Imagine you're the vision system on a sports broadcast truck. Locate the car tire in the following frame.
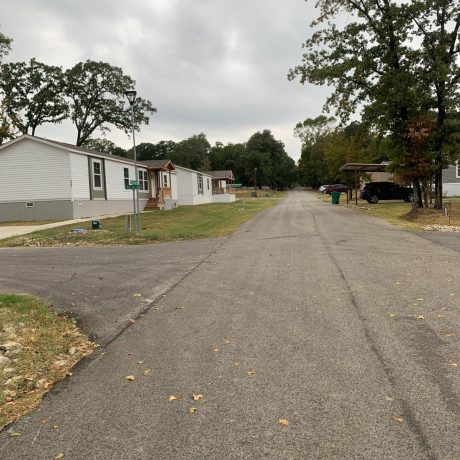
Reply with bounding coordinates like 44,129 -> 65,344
368,195 -> 379,204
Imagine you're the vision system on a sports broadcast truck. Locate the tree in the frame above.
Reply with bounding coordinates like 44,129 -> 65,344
64,60 -> 156,146
0,31 -> 12,65
407,0 -> 460,208
0,59 -> 68,135
209,142 -> 246,182
127,140 -> 176,161
289,0 -> 460,208
245,130 -> 295,189
82,138 -> 127,157
294,115 -> 336,147
169,133 -> 210,170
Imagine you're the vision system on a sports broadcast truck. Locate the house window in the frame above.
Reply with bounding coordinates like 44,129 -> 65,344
92,160 -> 102,189
456,161 -> 460,179
139,170 -> 149,191
197,174 -> 204,194
163,174 -> 168,188
124,168 -> 130,189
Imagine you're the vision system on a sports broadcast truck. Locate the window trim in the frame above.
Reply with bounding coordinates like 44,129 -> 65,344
163,174 -> 168,188
92,159 -> 102,190
197,174 -> 204,195
456,161 -> 460,179
139,170 -> 149,191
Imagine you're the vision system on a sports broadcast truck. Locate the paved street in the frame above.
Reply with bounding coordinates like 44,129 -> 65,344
1,191 -> 460,459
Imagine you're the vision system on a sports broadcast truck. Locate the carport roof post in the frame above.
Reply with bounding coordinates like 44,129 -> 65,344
339,163 -> 389,205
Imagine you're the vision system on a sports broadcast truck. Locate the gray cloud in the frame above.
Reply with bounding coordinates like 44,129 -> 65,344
2,0 -> 331,161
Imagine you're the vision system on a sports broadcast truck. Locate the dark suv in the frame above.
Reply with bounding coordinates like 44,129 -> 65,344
360,182 -> 413,204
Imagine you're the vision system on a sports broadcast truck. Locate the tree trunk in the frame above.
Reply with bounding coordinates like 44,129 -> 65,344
434,167 -> 443,209
412,180 -> 423,209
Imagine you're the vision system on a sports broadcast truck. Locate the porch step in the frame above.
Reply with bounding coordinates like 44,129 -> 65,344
143,198 -> 159,211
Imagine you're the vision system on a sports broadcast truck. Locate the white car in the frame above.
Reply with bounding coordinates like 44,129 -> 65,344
319,185 -> 330,194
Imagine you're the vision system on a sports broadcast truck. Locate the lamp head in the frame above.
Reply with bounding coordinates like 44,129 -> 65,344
125,90 -> 137,105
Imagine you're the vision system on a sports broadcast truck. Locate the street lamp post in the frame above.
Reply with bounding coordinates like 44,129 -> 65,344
125,90 -> 140,232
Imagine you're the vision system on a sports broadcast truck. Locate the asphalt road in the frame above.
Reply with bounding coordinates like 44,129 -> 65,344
1,191 -> 460,459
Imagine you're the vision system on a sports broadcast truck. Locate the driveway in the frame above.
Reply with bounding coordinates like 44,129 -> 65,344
0,238 -> 225,344
1,191 -> 460,459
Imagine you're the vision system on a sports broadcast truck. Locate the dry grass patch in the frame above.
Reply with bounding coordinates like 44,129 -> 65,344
0,294 -> 97,430
314,191 -> 460,229
343,198 -> 460,229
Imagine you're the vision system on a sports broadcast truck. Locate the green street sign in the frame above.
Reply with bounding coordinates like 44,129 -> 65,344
128,180 -> 141,190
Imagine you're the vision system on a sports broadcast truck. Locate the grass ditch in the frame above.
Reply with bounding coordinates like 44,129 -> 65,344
0,196 -> 284,248
0,294 -> 97,430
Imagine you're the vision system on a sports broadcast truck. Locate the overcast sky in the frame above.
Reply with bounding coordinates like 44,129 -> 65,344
2,0 -> 331,162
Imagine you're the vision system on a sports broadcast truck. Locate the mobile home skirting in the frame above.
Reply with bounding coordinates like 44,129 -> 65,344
0,198 -> 149,222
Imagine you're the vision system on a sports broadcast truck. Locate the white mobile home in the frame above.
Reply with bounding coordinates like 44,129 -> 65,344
174,165 -> 214,205
0,135 -> 151,222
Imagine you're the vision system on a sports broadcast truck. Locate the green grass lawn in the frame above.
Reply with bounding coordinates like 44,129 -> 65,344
0,294 -> 96,430
0,196 -> 284,248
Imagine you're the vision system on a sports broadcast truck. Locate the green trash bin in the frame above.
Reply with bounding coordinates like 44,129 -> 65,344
331,191 -> 341,204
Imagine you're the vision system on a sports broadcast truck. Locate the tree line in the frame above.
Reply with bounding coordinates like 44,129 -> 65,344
85,130 -> 297,190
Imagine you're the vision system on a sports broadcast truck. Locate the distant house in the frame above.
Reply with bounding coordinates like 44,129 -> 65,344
0,135 -> 152,222
174,165 -> 236,205
442,163 -> 460,197
174,165 -> 214,205
204,170 -> 235,194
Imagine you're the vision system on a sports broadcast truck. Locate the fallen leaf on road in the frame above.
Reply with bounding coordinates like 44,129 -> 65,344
234,362 -> 240,366
417,315 -> 425,320
137,361 -> 144,364
129,319 -> 136,323
126,375 -> 135,381
395,282 -> 401,285
279,419 -> 289,426
389,313 -> 396,318
9,432 -> 21,437
417,299 -> 424,302
133,293 -> 142,298
247,371 -> 255,376
169,395 -> 178,401
192,394 -> 203,401
214,348 -> 220,352
392,416 -> 404,423
449,363 -> 459,368
143,369 -> 152,376
189,407 -> 198,414
445,333 -> 454,337
450,294 -> 455,296
55,454 -> 65,460
437,315 -> 444,319
53,425 -> 59,429
127,352 -> 133,355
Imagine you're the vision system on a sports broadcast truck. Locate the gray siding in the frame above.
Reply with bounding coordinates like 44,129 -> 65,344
443,165 -> 460,183
0,201 -> 74,222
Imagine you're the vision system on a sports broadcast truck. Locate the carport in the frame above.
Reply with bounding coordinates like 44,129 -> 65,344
339,163 -> 387,205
